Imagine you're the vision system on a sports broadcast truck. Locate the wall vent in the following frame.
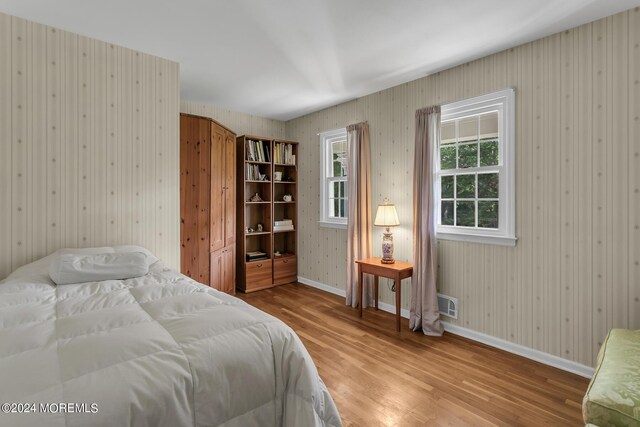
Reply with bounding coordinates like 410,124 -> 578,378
437,293 -> 459,319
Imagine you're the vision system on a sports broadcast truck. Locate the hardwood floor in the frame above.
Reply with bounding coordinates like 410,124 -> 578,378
237,283 -> 589,427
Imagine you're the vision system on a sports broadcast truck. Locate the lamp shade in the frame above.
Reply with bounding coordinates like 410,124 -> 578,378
374,202 -> 400,227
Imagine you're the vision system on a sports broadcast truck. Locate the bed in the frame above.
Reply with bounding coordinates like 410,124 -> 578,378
0,246 -> 341,427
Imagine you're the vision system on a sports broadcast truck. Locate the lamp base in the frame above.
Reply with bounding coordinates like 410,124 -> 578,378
381,228 -> 395,264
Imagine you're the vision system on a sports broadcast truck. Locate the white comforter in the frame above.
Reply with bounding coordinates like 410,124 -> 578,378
0,250 -> 341,427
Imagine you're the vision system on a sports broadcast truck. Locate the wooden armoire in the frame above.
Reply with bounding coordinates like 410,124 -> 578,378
180,113 -> 236,294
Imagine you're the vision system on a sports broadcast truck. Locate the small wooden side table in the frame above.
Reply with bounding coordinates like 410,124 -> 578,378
355,257 -> 414,331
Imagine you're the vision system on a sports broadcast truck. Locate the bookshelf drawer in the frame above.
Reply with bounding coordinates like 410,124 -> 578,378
273,256 -> 297,285
246,259 -> 272,288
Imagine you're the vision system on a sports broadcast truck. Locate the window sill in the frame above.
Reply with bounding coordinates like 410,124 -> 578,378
318,221 -> 347,230
436,232 -> 517,247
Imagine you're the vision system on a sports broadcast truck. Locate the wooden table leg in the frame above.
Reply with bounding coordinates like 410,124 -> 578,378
374,275 -> 379,310
395,274 -> 401,332
358,266 -> 363,318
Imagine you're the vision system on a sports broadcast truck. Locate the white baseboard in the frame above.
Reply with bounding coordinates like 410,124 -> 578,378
297,277 -> 346,298
440,322 -> 594,378
297,276 -> 594,378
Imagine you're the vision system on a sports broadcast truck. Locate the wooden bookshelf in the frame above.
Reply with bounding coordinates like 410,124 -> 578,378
236,136 -> 298,292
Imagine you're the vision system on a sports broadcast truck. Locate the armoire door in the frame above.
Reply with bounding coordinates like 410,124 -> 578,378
222,244 -> 235,294
209,246 -> 235,294
181,115 -> 211,285
210,123 -> 225,252
209,249 -> 223,291
224,131 -> 236,246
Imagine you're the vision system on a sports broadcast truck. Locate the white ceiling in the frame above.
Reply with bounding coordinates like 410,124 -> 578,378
1,0 -> 639,121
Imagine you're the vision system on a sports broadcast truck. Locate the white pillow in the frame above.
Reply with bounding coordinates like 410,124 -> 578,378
48,252 -> 149,285
56,245 -> 159,267
112,245 -> 159,267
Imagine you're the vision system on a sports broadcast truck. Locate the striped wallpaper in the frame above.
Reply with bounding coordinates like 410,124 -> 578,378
3,8 -> 638,369
0,12 -> 180,279
286,8 -> 640,367
180,100 -> 285,138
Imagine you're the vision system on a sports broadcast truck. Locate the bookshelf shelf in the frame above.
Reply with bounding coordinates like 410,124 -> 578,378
245,231 -> 271,236
237,136 -> 298,293
246,258 -> 271,264
273,229 -> 296,234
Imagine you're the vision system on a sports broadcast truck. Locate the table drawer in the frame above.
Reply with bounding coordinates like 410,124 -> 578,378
246,259 -> 272,288
273,256 -> 297,285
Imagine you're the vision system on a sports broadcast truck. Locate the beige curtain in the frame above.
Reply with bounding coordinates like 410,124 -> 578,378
346,122 -> 373,308
410,107 -> 444,336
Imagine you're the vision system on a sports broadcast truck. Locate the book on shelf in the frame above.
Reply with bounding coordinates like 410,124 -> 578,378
245,163 -> 268,181
246,251 -> 268,262
246,140 -> 271,163
274,142 -> 296,165
273,224 -> 294,232
274,219 -> 293,226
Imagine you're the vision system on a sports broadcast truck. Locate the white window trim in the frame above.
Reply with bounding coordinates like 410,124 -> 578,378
319,128 -> 348,229
435,88 -> 517,247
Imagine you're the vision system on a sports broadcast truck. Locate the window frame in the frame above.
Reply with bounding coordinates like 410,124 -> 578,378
319,128 -> 349,229
435,88 -> 516,246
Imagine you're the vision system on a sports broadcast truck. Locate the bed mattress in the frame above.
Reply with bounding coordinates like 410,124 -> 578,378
0,249 -> 341,427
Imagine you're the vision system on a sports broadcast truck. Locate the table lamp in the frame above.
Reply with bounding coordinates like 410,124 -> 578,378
374,198 -> 400,264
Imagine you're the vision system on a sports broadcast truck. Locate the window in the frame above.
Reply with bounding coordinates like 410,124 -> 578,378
319,128 -> 348,229
435,88 -> 516,246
